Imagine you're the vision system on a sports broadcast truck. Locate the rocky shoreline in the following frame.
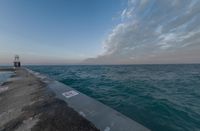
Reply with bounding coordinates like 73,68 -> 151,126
0,69 -> 99,131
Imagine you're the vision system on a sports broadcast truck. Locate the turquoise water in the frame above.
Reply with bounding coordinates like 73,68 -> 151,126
28,64 -> 200,131
0,71 -> 13,85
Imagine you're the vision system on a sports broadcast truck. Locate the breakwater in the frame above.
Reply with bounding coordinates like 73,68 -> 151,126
0,68 -> 149,131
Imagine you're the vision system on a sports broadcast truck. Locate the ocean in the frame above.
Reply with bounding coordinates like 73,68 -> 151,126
28,64 -> 200,131
0,71 -> 13,85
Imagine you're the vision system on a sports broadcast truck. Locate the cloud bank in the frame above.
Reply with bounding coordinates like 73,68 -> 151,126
84,0 -> 200,64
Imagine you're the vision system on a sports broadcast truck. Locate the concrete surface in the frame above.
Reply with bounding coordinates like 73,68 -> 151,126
27,68 -> 150,131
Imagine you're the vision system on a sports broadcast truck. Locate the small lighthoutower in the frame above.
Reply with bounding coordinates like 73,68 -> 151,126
14,55 -> 21,68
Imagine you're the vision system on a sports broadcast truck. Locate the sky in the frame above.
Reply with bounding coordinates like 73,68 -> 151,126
0,0 -> 200,65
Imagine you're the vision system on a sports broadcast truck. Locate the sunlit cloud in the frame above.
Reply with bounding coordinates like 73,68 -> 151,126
84,0 -> 200,64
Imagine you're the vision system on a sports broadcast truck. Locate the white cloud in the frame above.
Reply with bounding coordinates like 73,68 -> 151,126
155,25 -> 163,34
84,0 -> 200,64
121,8 -> 127,19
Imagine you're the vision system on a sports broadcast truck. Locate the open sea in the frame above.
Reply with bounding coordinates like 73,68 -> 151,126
28,64 -> 200,131
0,71 -> 13,85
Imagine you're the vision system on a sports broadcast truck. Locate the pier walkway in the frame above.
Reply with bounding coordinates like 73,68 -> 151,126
27,68 -> 150,131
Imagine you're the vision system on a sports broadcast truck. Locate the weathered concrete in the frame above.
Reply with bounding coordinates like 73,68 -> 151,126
27,68 -> 150,131
0,69 -> 99,131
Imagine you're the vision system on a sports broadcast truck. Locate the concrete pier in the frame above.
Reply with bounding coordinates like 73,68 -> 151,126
27,68 -> 150,131
0,68 -> 99,131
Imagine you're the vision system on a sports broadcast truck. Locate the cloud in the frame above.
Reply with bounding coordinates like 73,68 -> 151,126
84,0 -> 200,64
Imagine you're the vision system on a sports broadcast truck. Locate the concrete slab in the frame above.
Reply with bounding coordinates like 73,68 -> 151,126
27,68 -> 150,131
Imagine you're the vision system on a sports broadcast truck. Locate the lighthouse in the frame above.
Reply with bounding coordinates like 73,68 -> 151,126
14,55 -> 21,68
